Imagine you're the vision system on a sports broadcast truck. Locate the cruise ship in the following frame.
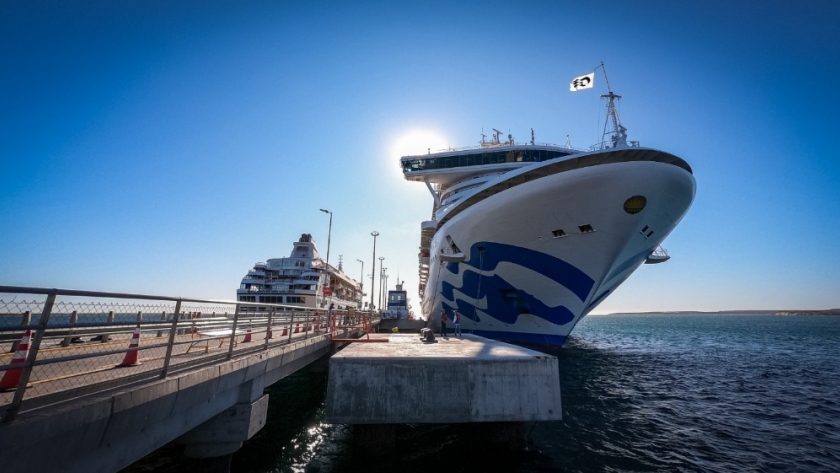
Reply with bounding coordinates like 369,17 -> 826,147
402,75 -> 696,347
236,234 -> 362,311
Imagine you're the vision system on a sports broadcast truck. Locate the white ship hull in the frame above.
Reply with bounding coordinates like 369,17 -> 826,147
422,149 -> 696,346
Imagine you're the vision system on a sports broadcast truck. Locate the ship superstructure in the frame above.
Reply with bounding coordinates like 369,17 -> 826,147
237,234 -> 361,311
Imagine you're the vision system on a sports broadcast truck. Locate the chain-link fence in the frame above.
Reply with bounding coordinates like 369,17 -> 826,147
0,286 -> 375,423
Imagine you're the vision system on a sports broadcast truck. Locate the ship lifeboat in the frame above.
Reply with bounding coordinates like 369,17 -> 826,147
644,246 -> 671,264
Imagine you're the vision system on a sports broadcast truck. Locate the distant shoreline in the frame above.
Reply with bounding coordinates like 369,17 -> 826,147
601,309 -> 840,316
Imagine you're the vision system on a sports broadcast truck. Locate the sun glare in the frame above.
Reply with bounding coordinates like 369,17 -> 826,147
391,130 -> 449,158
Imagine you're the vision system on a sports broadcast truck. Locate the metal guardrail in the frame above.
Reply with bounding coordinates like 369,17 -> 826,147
0,286 -> 378,423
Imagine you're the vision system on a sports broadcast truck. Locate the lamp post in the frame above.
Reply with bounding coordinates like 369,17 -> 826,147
356,258 -> 364,308
369,231 -> 379,311
378,258 -> 385,310
382,268 -> 389,309
365,274 -> 372,309
320,209 -> 332,316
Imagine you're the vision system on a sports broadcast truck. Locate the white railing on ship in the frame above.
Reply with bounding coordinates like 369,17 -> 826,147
419,141 -> 584,155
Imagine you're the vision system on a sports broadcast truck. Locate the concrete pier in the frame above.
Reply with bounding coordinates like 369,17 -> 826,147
325,333 -> 561,450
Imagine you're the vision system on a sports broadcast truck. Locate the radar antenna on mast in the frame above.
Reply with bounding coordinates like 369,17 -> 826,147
492,128 -> 503,144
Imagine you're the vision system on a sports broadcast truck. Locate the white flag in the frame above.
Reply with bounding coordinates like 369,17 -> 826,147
570,72 -> 595,91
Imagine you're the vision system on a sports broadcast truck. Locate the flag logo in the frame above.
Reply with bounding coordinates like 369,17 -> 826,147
570,72 -> 595,91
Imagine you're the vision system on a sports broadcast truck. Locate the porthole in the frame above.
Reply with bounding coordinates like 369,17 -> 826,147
624,195 -> 647,214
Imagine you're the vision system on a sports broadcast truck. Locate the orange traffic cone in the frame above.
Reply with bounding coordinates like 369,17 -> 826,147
116,327 -> 142,367
0,330 -> 31,391
294,323 -> 300,333
281,327 -> 288,336
243,325 -> 252,343
267,324 -> 273,339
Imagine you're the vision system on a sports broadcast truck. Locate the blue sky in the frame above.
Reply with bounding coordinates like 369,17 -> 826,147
2,0 -> 838,313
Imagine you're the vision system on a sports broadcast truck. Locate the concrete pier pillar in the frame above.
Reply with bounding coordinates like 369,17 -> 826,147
179,394 -> 269,466
102,311 -> 115,342
327,334 -> 560,453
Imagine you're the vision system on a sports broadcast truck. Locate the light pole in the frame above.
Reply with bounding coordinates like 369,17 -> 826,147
356,258 -> 364,308
378,258 -> 385,309
382,268 -> 388,309
369,231 -> 379,311
319,209 -> 333,316
365,274 -> 372,309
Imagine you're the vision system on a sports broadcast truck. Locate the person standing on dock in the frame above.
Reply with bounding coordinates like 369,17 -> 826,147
440,308 -> 448,338
453,310 -> 462,337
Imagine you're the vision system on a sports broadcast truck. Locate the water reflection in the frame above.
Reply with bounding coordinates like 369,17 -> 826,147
125,314 -> 840,473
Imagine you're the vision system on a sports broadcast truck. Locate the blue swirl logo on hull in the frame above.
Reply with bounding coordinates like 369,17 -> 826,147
439,241 -> 594,326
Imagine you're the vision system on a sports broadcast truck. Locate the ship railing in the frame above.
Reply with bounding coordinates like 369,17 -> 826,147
588,140 -> 642,151
0,285 -> 380,423
420,141 -> 583,155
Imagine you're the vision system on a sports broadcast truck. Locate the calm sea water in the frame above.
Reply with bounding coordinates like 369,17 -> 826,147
126,313 -> 840,473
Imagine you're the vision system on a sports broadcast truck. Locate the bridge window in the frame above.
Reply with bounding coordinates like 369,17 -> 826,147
403,149 -> 572,173
552,229 -> 567,238
578,224 -> 595,234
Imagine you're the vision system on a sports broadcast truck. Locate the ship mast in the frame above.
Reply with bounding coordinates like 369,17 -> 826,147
597,61 -> 628,149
